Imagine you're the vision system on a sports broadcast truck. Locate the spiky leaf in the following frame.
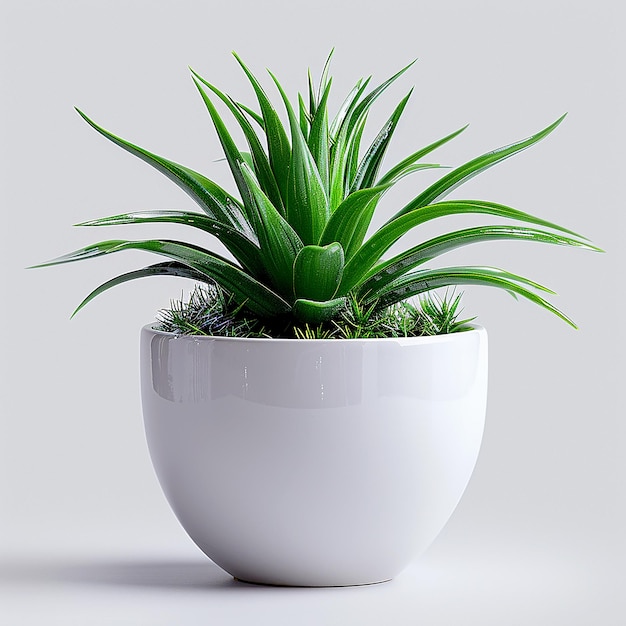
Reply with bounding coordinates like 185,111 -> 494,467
239,163 -> 303,298
76,210 -> 264,275
270,71 -> 330,244
71,262 -> 210,317
358,225 -> 600,297
190,69 -> 284,215
34,239 -> 290,318
308,80 -> 332,194
377,125 -> 468,185
351,89 -> 413,192
74,108 -> 253,237
233,53 -> 292,205
366,266 -> 576,327
340,199 -> 586,293
319,185 -> 390,260
392,115 -> 567,220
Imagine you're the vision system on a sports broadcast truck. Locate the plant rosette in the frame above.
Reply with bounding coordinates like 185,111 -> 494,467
34,53 -> 600,586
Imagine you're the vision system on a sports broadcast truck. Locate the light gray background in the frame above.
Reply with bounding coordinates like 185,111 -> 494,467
1,0 -> 624,624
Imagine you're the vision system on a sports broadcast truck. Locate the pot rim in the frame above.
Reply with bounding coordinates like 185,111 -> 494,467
142,322 -> 486,346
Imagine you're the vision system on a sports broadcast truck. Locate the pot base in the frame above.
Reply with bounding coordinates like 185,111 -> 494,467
233,576 -> 393,588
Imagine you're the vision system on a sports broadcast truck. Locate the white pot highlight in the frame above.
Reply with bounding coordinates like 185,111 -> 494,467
141,325 -> 488,587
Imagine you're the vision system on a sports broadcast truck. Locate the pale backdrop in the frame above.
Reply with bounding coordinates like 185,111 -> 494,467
1,0 -> 624,624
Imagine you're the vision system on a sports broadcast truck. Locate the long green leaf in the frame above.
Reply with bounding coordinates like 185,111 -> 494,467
192,80 -> 256,220
317,49 -> 334,105
269,71 -> 330,245
308,80 -> 332,194
76,210 -> 264,275
377,125 -> 468,186
340,199 -> 586,293
329,121 -> 354,211
293,243 -> 345,301
380,163 -> 449,186
329,109 -> 369,211
358,225 -> 600,297
350,89 -> 413,192
299,92 -> 310,140
328,79 -> 371,209
71,262 -> 211,317
364,265 -> 576,327
345,113 -> 368,194
391,115 -> 567,220
240,163 -> 303,299
34,239 -> 291,317
190,69 -> 284,215
237,102 -> 265,128
342,61 -> 415,144
319,185 -> 390,260
329,77 -> 370,141
74,108 -> 253,237
233,53 -> 292,205
329,62 -> 414,209
307,71 -> 316,121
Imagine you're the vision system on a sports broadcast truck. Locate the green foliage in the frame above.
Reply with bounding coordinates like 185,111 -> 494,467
415,290 -> 475,336
155,283 -> 270,337
157,284 -> 472,339
34,54 -> 601,333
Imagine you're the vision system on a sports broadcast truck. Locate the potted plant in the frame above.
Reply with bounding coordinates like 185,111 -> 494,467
34,53 -> 599,587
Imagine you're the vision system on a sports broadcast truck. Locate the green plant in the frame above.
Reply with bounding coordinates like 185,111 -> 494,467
156,283 -> 471,339
34,52 -> 600,333
155,282 -> 270,338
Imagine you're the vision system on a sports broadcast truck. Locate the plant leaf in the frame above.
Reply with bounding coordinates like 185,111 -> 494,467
329,62 -> 414,209
329,77 -> 370,141
329,109 -> 369,211
380,163 -> 449,186
269,70 -> 330,245
190,69 -> 285,215
358,225 -> 600,297
363,265 -> 576,327
233,53 -> 292,206
237,102 -> 265,128
350,89 -> 413,192
75,210 -> 264,275
308,80 -> 332,194
34,239 -> 291,318
71,262 -> 210,317
299,92 -> 310,140
391,115 -> 567,220
319,185 -> 390,261
335,61 -> 415,149
292,297 -> 347,324
192,79 -> 257,219
307,70 -> 316,120
340,199 -> 586,293
317,49 -> 334,104
240,162 -> 303,299
377,125 -> 468,185
345,113 -> 368,194
293,243 -> 345,301
74,108 -> 253,237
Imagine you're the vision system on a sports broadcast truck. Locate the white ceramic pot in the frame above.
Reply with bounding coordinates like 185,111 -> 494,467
140,325 -> 488,587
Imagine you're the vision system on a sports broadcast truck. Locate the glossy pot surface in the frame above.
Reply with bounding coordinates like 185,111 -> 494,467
141,325 -> 488,586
